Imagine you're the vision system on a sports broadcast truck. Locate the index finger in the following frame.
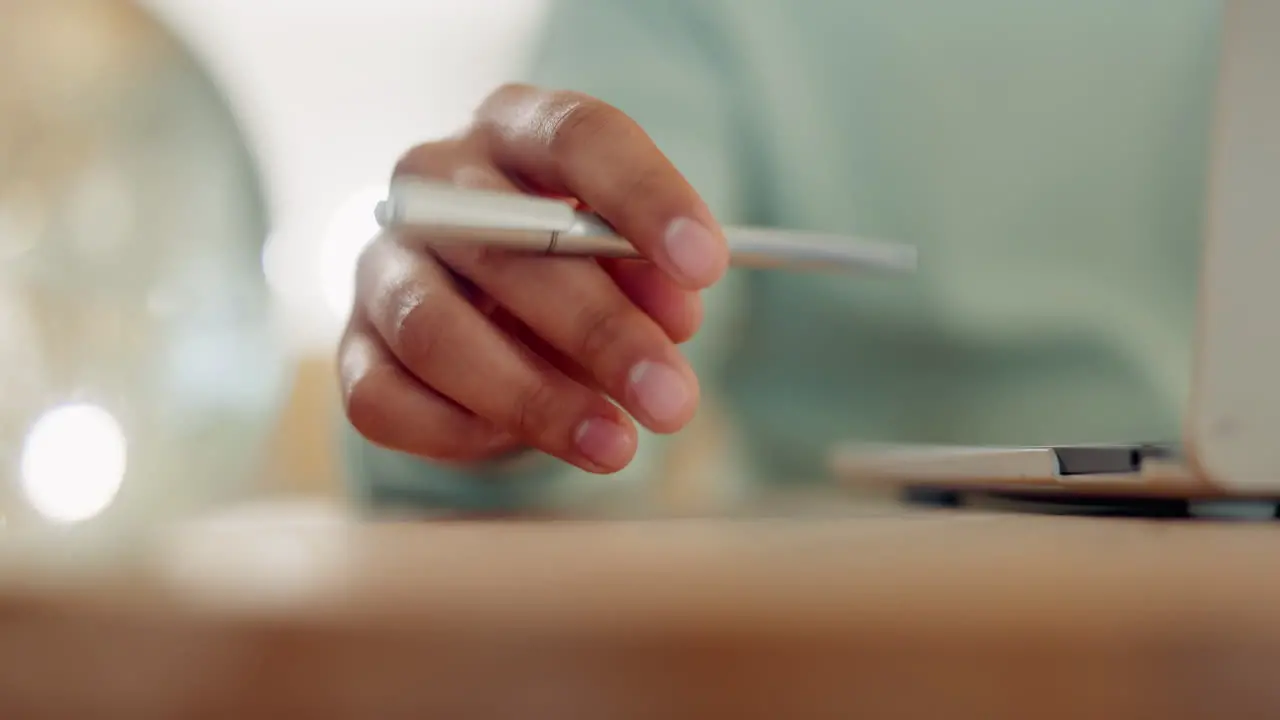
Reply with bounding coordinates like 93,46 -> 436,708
471,84 -> 729,289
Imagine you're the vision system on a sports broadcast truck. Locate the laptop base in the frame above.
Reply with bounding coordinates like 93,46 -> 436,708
901,487 -> 1279,520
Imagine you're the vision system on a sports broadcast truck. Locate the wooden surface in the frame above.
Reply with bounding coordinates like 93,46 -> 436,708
1,501 -> 1279,718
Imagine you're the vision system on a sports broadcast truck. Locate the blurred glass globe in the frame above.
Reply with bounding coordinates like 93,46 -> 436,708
0,0 -> 284,554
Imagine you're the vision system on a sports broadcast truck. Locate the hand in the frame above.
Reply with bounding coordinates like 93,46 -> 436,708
339,84 -> 729,474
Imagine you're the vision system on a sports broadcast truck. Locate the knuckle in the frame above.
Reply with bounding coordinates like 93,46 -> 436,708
511,377 -> 563,443
430,243 -> 509,291
391,140 -> 460,180
357,240 -> 459,375
573,303 -> 634,367
543,94 -> 620,162
451,241 -> 508,274
390,286 -> 449,371
343,365 -> 393,444
354,237 -> 428,328
620,163 -> 669,198
473,83 -> 537,143
615,164 -> 673,220
346,371 -> 461,461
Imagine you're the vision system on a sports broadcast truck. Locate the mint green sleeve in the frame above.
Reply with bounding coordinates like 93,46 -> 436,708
342,0 -> 749,513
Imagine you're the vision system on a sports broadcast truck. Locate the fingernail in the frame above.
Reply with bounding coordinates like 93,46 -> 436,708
574,418 -> 633,470
663,217 -> 724,286
628,361 -> 693,425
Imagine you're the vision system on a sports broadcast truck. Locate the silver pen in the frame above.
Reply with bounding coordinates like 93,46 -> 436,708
374,179 -> 917,274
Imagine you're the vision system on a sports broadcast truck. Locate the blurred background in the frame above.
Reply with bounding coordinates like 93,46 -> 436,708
142,0 -> 549,498
143,0 -> 547,349
0,0 -> 551,531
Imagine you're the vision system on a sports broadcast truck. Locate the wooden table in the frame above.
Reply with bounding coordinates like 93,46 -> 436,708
1,501 -> 1278,718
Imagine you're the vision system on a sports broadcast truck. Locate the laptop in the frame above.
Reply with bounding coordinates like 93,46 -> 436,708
830,0 -> 1280,502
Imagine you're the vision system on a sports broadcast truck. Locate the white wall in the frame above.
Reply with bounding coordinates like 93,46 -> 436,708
141,0 -> 549,353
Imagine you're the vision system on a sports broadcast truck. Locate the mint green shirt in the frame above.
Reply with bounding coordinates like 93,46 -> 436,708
344,0 -> 1218,511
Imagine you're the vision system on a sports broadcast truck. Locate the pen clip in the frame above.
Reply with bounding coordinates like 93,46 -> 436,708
377,178 -> 586,234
